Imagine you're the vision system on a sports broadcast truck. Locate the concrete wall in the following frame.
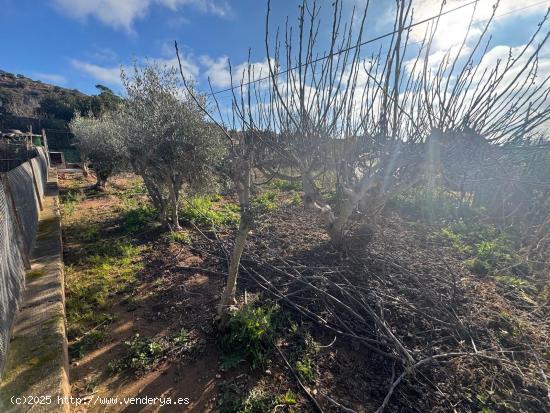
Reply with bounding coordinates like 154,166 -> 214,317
0,148 -> 49,375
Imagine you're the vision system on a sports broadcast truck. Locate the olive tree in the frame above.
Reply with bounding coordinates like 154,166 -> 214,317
69,112 -> 127,190
120,63 -> 226,230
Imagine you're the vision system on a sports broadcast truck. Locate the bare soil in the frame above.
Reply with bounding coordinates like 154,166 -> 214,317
60,174 -> 550,413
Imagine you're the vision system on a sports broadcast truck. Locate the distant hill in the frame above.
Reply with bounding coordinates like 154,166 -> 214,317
0,70 -> 120,148
0,69 -> 85,119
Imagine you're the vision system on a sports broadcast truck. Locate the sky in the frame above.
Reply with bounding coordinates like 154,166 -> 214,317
0,0 -> 549,99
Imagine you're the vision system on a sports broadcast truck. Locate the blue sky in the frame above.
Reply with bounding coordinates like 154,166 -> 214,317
0,0 -> 548,98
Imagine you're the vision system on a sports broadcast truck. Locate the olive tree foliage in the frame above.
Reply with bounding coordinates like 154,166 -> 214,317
69,112 -> 127,190
120,63 -> 226,230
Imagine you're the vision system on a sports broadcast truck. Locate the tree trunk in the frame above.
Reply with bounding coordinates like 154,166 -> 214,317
218,211 -> 252,317
80,152 -> 89,177
95,170 -> 110,191
168,182 -> 181,231
301,169 -> 318,209
328,196 -> 357,245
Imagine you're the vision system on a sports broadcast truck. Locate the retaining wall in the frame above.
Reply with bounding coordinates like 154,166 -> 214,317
0,148 -> 49,374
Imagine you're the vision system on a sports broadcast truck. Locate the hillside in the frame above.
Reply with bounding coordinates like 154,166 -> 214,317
0,70 -> 120,149
0,69 -> 85,119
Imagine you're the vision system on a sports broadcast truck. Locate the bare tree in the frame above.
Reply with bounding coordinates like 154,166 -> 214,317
252,0 -> 550,245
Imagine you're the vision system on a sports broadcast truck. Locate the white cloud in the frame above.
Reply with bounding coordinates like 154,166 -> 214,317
408,0 -> 549,50
70,52 -> 200,87
160,0 -> 230,17
32,72 -> 67,85
52,0 -> 230,32
200,55 -> 273,89
200,56 -> 231,88
153,55 -> 200,81
70,60 -> 122,85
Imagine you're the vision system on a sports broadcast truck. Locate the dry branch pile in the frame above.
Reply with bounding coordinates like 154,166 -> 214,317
194,204 -> 550,412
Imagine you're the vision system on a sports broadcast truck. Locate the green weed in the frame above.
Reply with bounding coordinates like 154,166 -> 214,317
240,389 -> 275,413
108,334 -> 164,374
219,304 -> 282,369
252,192 -> 278,212
180,196 -> 239,228
495,275 -> 536,293
172,328 -> 189,347
163,230 -> 191,245
295,358 -> 315,382
276,390 -> 298,406
60,189 -> 85,217
122,206 -> 157,233
288,192 -> 302,206
216,384 -> 290,413
69,329 -> 106,359
268,179 -> 302,191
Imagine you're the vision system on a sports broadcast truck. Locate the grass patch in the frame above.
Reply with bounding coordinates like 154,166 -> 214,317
111,179 -> 146,210
252,192 -> 278,212
122,205 -> 157,233
65,240 -> 143,339
495,275 -> 537,293
180,196 -> 239,228
268,178 -> 302,191
60,189 -> 85,217
163,230 -> 191,245
295,357 -> 315,382
288,192 -> 302,206
388,187 -> 482,224
217,384 -> 297,413
69,329 -> 107,359
27,268 -> 46,279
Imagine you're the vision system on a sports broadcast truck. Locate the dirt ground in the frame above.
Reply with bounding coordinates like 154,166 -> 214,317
59,173 -> 550,413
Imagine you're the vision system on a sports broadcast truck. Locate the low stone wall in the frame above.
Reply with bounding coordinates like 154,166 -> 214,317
0,148 -> 49,374
0,172 -> 70,412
